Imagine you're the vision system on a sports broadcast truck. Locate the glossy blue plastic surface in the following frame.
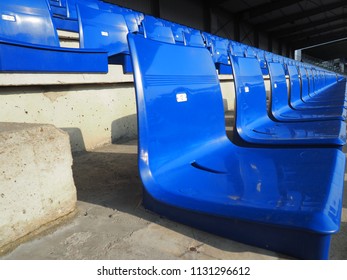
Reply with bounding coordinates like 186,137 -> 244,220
142,18 -> 175,44
303,68 -> 347,107
230,55 -> 346,146
0,0 -> 108,72
0,39 -> 108,72
183,30 -> 205,47
229,43 -> 245,57
77,3 -> 129,56
269,62 -> 346,121
245,47 -> 268,75
202,33 -> 232,74
0,0 -> 60,46
291,67 -> 345,110
288,65 -> 346,117
128,32 -> 346,259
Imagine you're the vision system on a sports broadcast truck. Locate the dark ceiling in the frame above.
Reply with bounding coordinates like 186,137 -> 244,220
206,0 -> 347,60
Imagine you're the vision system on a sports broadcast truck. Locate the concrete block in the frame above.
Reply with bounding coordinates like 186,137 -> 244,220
0,123 -> 77,251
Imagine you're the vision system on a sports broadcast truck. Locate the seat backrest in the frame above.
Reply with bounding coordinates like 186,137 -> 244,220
142,16 -> 175,44
128,33 -> 225,167
245,47 -> 257,58
170,24 -> 189,43
183,29 -> 205,47
268,61 -> 289,112
306,68 -> 315,94
298,67 -> 309,99
212,37 -> 230,64
287,65 -> 301,104
77,3 -> 129,55
123,11 -> 142,32
230,54 -> 268,126
229,43 -> 245,57
0,0 -> 60,46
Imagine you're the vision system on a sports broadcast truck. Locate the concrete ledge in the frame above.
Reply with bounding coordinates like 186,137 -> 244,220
0,123 -> 77,252
0,65 -> 134,86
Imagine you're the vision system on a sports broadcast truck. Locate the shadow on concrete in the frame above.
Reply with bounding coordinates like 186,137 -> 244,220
61,127 -> 86,152
111,114 -> 138,144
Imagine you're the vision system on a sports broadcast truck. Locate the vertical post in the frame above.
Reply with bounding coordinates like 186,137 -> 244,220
151,0 -> 160,17
253,30 -> 259,48
234,15 -> 240,42
286,46 -> 291,58
203,1 -> 212,33
278,40 -> 283,55
268,36 -> 273,52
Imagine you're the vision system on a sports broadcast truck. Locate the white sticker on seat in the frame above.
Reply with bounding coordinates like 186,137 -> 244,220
244,86 -> 250,93
176,93 -> 188,102
1,14 -> 16,22
101,31 -> 109,37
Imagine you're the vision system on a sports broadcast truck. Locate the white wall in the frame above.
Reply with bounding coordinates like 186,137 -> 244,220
0,64 -> 235,152
0,66 -> 137,152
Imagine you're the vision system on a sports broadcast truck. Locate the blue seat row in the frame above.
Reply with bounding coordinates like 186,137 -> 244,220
126,13 -> 346,259
0,0 -> 108,72
1,1 -> 346,259
127,27 -> 346,259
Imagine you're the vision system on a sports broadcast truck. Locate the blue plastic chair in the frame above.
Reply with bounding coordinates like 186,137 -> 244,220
77,3 -> 129,55
183,29 -> 205,47
229,42 -> 245,57
269,62 -> 346,121
127,31 -> 346,259
202,33 -> 232,74
288,65 -> 346,115
0,0 -> 60,46
142,16 -> 175,44
245,47 -> 268,75
77,2 -> 136,73
48,0 -> 81,32
291,67 -> 340,110
168,23 -> 187,44
230,55 -> 346,146
0,0 -> 108,72
302,68 -> 347,107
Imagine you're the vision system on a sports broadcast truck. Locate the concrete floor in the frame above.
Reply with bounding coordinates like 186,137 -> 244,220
1,134 -> 347,260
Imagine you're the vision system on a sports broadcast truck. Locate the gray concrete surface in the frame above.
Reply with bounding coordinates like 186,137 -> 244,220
0,123 -> 76,253
1,137 -> 346,260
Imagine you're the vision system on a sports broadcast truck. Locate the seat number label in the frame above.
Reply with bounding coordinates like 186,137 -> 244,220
1,14 -> 16,22
176,93 -> 188,102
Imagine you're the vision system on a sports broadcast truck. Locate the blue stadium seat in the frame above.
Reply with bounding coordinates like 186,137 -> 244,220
127,31 -> 346,259
245,47 -> 268,75
168,23 -> 190,44
202,33 -> 232,74
1,0 -> 60,46
288,65 -> 346,117
123,10 -> 144,33
48,0 -> 81,32
183,29 -> 205,47
229,42 -> 246,57
142,16 -> 175,44
230,55 -> 346,146
76,2 -> 135,73
0,0 -> 108,72
290,67 -> 346,110
269,62 -> 346,121
303,68 -> 347,107
77,3 -> 128,55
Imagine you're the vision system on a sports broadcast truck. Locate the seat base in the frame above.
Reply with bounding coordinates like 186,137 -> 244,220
143,190 -> 332,260
0,40 -> 108,73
